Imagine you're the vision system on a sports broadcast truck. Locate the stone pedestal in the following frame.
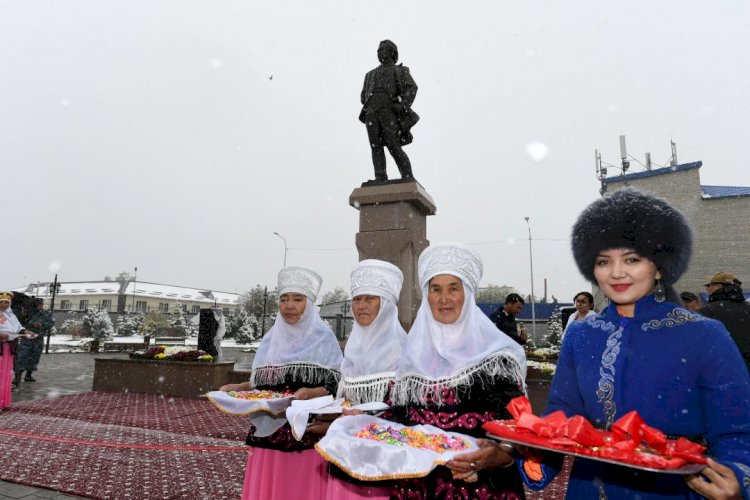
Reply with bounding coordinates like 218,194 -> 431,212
349,181 -> 436,330
93,358 -> 235,398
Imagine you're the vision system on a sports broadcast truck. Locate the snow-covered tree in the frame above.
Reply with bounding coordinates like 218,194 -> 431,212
542,306 -> 564,350
320,286 -> 348,305
142,311 -> 170,335
60,315 -> 85,338
117,312 -> 145,337
476,284 -> 518,304
235,315 -> 260,344
240,285 -> 278,317
89,309 -> 115,340
225,310 -> 247,338
170,308 -> 197,338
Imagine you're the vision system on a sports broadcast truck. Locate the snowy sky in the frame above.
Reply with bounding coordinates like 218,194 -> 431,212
3,1 -> 749,301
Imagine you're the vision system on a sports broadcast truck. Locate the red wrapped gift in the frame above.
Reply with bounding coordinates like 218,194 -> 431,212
482,396 -> 707,472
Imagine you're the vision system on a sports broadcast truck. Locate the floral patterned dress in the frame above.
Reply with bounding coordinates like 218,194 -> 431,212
387,377 -> 526,500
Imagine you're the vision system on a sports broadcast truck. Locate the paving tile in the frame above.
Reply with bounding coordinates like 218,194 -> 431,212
0,482 -> 41,499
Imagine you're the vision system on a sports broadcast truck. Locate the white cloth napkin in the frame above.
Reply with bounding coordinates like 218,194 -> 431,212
286,395 -> 336,441
315,414 -> 479,481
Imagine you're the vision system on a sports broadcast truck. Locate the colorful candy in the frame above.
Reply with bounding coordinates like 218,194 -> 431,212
355,422 -> 469,453
227,390 -> 293,400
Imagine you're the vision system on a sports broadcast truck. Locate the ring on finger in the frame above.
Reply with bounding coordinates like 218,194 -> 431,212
470,462 -> 477,469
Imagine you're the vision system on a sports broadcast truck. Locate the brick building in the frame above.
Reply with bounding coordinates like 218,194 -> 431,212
601,161 -> 750,297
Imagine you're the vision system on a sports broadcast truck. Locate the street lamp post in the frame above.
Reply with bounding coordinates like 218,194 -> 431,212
524,217 -> 537,344
273,232 -> 288,267
45,274 -> 61,354
132,266 -> 138,312
261,286 -> 269,336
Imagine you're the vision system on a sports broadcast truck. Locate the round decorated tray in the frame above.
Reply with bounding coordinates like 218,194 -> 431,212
484,420 -> 707,475
206,389 -> 294,416
315,414 -> 478,481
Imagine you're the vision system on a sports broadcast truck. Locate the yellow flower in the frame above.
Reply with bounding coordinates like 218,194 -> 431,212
154,353 -> 167,359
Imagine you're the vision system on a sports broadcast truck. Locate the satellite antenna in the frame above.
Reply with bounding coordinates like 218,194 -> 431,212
619,135 -> 630,172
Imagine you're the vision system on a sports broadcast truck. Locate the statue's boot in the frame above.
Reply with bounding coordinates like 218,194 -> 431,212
399,166 -> 415,181
374,168 -> 388,181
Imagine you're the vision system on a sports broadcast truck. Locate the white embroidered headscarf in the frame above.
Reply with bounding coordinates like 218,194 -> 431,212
251,266 -> 343,388
393,242 -> 527,406
338,260 -> 407,404
0,293 -> 23,341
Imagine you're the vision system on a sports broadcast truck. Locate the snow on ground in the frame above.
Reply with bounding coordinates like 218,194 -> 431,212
46,335 -> 260,352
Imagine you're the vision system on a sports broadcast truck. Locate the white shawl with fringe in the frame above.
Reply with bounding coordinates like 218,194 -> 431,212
392,286 -> 526,407
337,298 -> 407,404
251,298 -> 343,388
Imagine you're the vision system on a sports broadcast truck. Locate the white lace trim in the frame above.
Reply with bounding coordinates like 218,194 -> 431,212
336,372 -> 395,405
392,352 -> 526,407
250,362 -> 340,388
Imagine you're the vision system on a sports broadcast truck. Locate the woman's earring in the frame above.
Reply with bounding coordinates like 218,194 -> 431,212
654,279 -> 666,303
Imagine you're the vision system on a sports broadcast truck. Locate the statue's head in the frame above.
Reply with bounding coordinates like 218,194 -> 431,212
377,40 -> 398,64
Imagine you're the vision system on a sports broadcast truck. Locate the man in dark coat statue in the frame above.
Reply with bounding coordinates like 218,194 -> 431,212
359,40 -> 418,182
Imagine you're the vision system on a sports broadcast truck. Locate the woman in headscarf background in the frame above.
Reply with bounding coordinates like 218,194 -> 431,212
520,188 -> 750,499
318,259 -> 408,500
388,242 -> 527,499
0,292 -> 37,412
220,266 -> 343,500
561,291 -> 596,340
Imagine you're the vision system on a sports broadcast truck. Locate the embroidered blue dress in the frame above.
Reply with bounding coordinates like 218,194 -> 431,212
521,295 -> 750,499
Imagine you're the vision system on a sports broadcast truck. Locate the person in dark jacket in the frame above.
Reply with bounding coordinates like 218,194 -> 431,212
15,298 -> 54,383
489,293 -> 527,345
699,271 -> 750,373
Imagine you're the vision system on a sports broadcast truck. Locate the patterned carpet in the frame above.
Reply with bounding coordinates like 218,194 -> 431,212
0,392 -> 249,499
0,392 -> 571,499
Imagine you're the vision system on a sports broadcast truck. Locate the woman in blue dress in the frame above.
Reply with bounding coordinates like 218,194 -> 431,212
520,188 -> 750,499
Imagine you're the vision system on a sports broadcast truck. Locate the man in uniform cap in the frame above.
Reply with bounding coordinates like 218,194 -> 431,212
679,291 -> 701,312
699,271 -> 750,374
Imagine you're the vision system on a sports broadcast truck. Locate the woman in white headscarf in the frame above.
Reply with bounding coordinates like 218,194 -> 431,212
389,243 -> 528,499
220,266 -> 343,500
337,259 -> 407,405
321,259 -> 408,500
1,292 -> 37,412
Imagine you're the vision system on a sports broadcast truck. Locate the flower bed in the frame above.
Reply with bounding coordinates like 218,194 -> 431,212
129,345 -> 214,363
527,360 -> 556,379
525,347 -> 559,362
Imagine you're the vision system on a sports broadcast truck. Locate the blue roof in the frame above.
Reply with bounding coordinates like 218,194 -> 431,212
478,303 -> 574,321
602,161 -> 702,185
701,185 -> 750,199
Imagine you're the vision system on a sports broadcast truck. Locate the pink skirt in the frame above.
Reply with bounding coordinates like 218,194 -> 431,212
242,447 -> 328,499
0,342 -> 13,410
323,474 -> 391,500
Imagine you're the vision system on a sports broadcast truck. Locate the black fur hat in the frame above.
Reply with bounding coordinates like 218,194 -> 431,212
571,188 -> 692,285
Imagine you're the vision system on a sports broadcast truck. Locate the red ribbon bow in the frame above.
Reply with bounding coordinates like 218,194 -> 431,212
482,396 -> 707,469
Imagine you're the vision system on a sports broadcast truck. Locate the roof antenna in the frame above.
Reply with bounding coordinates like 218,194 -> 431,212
619,135 -> 629,173
645,152 -> 652,171
670,140 -> 678,166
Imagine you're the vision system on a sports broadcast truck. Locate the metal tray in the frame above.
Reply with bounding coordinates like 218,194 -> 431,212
485,433 -> 706,475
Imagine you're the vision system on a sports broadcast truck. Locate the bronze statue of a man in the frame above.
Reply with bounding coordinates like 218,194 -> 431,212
359,40 -> 419,182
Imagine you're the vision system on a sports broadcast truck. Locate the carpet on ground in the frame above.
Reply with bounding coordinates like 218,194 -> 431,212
0,392 -> 250,499
0,392 -> 571,499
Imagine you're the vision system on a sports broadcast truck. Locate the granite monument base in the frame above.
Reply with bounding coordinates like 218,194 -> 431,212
93,358 -> 235,398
